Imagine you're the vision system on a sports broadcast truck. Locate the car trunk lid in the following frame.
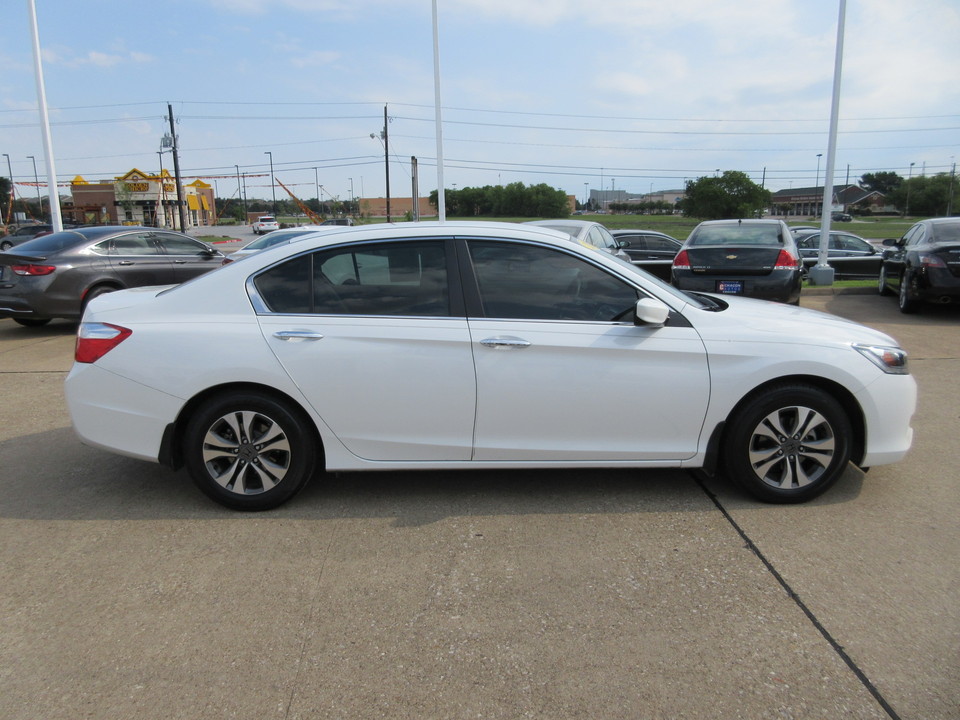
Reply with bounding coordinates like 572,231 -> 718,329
685,246 -> 786,276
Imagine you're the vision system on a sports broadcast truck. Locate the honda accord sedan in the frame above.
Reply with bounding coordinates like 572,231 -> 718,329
671,219 -> 803,304
0,226 -> 224,326
65,221 -> 915,511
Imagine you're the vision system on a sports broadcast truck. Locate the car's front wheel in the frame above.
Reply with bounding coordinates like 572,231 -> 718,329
183,391 -> 319,510
898,271 -> 920,314
722,384 -> 851,503
0,240 -> 13,251
877,265 -> 893,296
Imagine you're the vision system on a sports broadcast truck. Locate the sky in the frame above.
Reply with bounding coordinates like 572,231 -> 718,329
2,0 -> 959,208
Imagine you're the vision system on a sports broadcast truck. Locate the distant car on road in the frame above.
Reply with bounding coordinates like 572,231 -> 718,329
878,217 -> 960,313
832,211 -> 853,222
796,231 -> 882,279
610,229 -> 682,280
252,216 -> 279,235
671,219 -> 803,304
0,226 -> 224,327
2,224 -> 55,250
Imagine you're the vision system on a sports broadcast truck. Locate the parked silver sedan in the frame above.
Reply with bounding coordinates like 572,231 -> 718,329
0,226 -> 224,327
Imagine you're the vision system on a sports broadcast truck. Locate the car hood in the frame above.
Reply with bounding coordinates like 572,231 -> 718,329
686,293 -> 901,349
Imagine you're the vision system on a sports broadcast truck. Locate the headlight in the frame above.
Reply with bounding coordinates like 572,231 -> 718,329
853,344 -> 909,375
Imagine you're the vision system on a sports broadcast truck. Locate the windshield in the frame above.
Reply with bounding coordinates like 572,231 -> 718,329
931,222 -> 960,243
689,224 -> 782,246
9,230 -> 88,254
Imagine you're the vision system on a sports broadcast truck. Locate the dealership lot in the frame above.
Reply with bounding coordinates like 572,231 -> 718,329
0,292 -> 956,719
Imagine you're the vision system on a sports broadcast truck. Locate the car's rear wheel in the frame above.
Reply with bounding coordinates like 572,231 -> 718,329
898,271 -> 920,314
877,265 -> 893,296
14,317 -> 51,327
0,240 -> 13,250
722,384 -> 851,503
82,284 -> 119,313
183,391 -> 318,510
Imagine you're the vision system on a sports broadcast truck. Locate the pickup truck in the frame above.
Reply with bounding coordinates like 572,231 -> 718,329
252,216 -> 279,235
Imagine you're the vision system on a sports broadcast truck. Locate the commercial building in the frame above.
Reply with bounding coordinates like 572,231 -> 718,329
65,169 -> 216,229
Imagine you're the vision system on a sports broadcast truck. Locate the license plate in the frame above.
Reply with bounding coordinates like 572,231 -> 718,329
717,280 -> 743,294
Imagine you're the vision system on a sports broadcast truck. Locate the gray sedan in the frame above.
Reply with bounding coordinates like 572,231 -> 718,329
796,231 -> 882,279
0,226 -> 224,327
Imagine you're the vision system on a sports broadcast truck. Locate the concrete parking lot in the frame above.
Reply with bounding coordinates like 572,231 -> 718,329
0,291 -> 957,719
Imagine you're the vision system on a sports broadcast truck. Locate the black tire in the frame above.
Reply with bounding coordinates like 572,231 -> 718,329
898,271 -> 920,314
183,391 -> 319,510
0,240 -> 13,251
722,384 -> 851,503
82,285 -> 119,313
14,317 -> 51,327
877,265 -> 893,296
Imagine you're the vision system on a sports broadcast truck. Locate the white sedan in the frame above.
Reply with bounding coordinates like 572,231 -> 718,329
65,221 -> 916,511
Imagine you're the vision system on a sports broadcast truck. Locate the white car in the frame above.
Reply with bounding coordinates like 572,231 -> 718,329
65,221 -> 916,511
223,226 -> 328,264
251,216 -> 279,235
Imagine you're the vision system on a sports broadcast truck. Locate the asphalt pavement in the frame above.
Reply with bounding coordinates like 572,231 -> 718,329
0,291 -> 957,719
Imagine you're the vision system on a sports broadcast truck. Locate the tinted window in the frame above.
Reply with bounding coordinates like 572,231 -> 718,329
646,236 -> 679,251
254,241 -> 449,317
689,225 -> 782,246
10,230 -> 90,253
930,222 -> 960,243
109,233 -> 161,255
156,234 -> 211,256
468,241 -> 638,321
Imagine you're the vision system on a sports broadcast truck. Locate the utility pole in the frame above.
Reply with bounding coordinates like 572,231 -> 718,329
411,156 -> 419,221
383,105 -> 391,222
166,103 -> 187,231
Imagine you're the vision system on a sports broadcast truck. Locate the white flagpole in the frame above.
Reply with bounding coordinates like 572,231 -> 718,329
432,0 -> 446,222
26,0 -> 63,231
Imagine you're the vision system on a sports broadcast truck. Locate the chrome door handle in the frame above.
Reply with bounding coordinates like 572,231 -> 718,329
273,331 -> 324,341
480,337 -> 531,349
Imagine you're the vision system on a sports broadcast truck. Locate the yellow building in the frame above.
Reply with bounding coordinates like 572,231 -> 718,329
67,169 -> 216,230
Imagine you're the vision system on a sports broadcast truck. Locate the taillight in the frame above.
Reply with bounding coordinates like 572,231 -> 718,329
774,249 -> 799,269
12,264 -> 56,276
75,323 -> 132,364
672,250 -> 691,269
919,253 -> 947,268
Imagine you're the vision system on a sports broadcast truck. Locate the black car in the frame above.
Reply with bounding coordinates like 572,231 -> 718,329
878,218 -> 960,313
610,229 -> 682,281
831,212 -> 853,222
796,231 -> 882,279
0,226 -> 224,327
671,219 -> 803,304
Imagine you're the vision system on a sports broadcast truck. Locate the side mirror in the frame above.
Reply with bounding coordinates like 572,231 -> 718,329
634,297 -> 670,326
882,238 -> 899,247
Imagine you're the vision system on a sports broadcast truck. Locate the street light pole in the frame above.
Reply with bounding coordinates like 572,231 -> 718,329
905,162 -> 915,218
815,153 -> 823,216
264,151 -> 276,215
26,155 -> 42,220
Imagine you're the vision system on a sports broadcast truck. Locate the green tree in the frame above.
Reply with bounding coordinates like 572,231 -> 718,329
887,173 -> 957,216
680,171 -> 771,219
860,171 -> 902,194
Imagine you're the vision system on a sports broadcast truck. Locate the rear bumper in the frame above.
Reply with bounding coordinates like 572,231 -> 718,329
672,270 -> 802,303
65,362 -> 184,463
